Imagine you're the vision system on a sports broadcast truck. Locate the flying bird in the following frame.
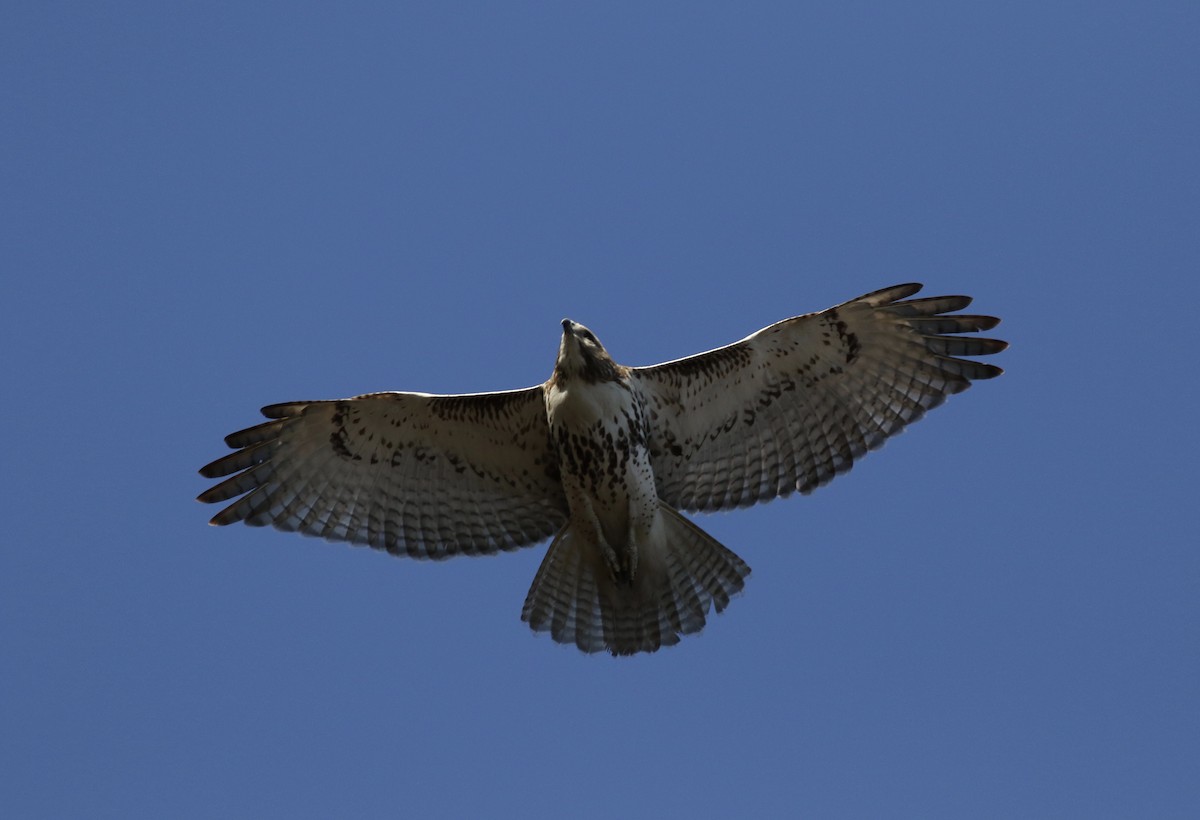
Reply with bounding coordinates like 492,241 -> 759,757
198,283 -> 1006,655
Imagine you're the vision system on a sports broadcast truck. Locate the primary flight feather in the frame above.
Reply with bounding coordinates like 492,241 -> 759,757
198,283 -> 1006,655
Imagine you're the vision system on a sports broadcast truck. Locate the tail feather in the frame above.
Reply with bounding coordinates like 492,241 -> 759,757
521,503 -> 750,655
523,525 -> 608,653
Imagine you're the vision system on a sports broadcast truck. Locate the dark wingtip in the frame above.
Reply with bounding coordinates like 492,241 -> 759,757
198,459 -> 224,479
856,283 -> 924,306
261,403 -> 299,419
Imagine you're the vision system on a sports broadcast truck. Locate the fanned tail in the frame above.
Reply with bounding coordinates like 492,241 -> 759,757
521,503 -> 750,655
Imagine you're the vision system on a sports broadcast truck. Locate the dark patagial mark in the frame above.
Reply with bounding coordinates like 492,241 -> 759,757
329,403 -> 362,462
831,314 -> 861,364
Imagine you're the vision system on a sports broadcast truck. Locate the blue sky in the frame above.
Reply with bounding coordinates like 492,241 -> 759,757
2,2 -> 1197,817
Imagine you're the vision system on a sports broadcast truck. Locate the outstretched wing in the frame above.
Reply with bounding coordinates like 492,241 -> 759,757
631,283 -> 1007,512
198,387 -> 568,559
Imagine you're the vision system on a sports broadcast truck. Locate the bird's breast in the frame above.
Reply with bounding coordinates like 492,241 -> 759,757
545,378 -> 655,512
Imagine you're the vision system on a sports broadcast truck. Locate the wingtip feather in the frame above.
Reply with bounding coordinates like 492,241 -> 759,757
261,402 -> 307,419
857,282 -> 923,306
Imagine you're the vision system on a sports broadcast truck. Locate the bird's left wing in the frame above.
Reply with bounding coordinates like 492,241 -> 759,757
198,387 -> 568,559
631,283 -> 1007,512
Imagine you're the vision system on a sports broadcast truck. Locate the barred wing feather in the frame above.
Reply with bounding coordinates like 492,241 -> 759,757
198,387 -> 568,558
632,283 -> 1007,512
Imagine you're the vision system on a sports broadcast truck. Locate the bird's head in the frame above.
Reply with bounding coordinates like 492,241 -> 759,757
554,319 -> 625,383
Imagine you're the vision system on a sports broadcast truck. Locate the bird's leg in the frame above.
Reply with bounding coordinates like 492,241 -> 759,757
600,532 -> 636,587
569,490 -> 630,585
603,542 -> 631,586
618,520 -> 640,582
622,545 -> 639,584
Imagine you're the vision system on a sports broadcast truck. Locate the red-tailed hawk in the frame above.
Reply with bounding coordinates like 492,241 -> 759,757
198,283 -> 1006,655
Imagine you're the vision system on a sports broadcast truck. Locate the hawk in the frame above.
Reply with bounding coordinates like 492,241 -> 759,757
198,283 -> 1006,655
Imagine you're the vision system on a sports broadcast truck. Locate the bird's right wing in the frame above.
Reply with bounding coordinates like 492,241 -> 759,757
198,387 -> 568,559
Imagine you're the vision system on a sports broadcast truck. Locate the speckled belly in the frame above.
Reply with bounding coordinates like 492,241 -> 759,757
545,379 -> 659,560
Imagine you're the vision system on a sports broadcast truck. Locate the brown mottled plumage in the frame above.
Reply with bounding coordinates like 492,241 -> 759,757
198,283 -> 1006,655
